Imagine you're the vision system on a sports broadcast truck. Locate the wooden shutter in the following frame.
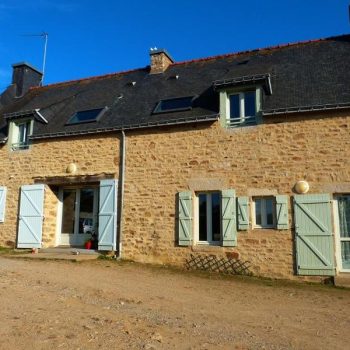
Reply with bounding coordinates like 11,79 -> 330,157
294,194 -> 335,276
0,187 -> 7,222
237,196 -> 249,230
276,195 -> 289,229
17,184 -> 45,248
98,179 -> 118,251
177,191 -> 193,246
221,189 -> 237,246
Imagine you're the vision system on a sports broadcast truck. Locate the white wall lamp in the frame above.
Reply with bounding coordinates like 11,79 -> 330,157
294,180 -> 309,194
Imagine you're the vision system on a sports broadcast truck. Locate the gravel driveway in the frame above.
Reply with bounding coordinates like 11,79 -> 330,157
0,256 -> 349,349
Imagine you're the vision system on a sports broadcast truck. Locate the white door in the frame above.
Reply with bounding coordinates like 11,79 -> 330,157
60,187 -> 98,246
335,195 -> 350,272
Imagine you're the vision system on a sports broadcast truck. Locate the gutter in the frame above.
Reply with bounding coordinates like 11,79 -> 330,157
117,130 -> 126,258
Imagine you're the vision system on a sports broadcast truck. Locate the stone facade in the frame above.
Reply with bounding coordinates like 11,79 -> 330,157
0,110 -> 349,279
0,134 -> 120,247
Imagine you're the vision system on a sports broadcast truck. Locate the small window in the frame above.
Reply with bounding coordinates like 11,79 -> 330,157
66,108 -> 104,125
228,91 -> 256,127
153,96 -> 194,114
197,192 -> 221,244
253,197 -> 276,228
11,120 -> 31,151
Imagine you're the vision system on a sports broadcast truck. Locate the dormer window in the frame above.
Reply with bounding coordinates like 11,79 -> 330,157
228,91 -> 256,126
10,119 -> 33,151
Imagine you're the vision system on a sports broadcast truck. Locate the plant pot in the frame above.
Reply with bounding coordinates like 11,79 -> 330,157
85,240 -> 92,250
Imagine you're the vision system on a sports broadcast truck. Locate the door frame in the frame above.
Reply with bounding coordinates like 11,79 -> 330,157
56,186 -> 99,247
333,195 -> 350,273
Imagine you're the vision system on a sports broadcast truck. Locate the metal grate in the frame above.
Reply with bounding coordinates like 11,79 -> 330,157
227,115 -> 257,128
185,253 -> 252,276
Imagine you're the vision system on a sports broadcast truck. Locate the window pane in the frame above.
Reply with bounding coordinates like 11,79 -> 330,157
338,196 -> 350,238
265,199 -> 274,225
155,96 -> 193,112
244,91 -> 256,117
211,193 -> 221,241
341,242 -> 350,269
229,94 -> 240,119
61,190 -> 76,234
255,199 -> 262,225
79,189 -> 95,234
67,108 -> 103,125
199,194 -> 207,241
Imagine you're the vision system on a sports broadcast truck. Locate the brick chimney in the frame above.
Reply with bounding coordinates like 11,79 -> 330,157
12,62 -> 42,97
149,48 -> 174,74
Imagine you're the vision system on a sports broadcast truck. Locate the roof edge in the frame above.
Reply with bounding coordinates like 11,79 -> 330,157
29,114 -> 219,140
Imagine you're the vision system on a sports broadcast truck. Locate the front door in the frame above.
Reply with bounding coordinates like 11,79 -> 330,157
60,187 -> 99,246
335,195 -> 350,271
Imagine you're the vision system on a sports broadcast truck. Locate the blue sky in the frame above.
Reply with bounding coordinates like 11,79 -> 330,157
0,0 -> 349,88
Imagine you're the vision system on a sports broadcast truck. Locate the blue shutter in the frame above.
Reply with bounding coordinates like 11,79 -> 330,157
17,184 -> 45,248
98,179 -> 118,251
276,195 -> 289,229
294,194 -> 335,276
222,189 -> 237,246
178,191 -> 193,246
237,196 -> 249,230
0,187 -> 7,222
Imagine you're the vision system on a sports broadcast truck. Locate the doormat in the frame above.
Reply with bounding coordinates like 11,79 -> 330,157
185,253 -> 252,276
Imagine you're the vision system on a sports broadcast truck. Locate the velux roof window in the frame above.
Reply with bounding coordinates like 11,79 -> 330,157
153,96 -> 194,114
66,107 -> 106,125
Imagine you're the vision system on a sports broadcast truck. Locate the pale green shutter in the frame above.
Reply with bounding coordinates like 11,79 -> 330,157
294,194 -> 335,276
98,179 -> 118,251
221,189 -> 237,246
177,191 -> 192,246
276,195 -> 289,229
237,196 -> 249,230
0,187 -> 7,222
17,184 -> 45,248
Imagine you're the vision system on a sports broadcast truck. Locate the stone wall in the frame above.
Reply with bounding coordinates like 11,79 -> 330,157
0,134 -> 120,247
121,111 -> 350,279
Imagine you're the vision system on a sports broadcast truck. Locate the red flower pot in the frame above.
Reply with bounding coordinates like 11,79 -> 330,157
85,240 -> 92,250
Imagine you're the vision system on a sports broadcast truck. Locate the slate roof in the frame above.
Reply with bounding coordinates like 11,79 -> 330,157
1,34 -> 350,142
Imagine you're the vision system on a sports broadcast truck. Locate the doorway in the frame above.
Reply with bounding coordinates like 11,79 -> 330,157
59,187 -> 99,246
334,195 -> 350,272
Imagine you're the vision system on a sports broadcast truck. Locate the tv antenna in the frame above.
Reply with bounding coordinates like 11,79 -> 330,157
21,32 -> 48,85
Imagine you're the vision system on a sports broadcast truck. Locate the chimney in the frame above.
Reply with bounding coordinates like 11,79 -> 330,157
12,62 -> 43,97
149,48 -> 174,74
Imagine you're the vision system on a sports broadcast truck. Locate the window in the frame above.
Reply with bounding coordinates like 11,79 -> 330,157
197,192 -> 221,244
11,119 -> 32,151
228,91 -> 256,127
153,96 -> 194,114
66,108 -> 104,125
253,197 -> 276,228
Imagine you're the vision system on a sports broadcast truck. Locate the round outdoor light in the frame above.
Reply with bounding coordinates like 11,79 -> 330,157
294,180 -> 309,194
66,163 -> 77,174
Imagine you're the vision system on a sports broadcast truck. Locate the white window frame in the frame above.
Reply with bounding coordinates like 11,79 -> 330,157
194,192 -> 221,245
252,197 -> 276,229
333,195 -> 350,273
9,118 -> 33,151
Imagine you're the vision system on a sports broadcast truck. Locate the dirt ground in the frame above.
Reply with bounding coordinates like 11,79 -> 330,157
0,256 -> 349,350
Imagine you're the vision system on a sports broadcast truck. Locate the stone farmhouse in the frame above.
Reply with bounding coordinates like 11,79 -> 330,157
1,34 -> 350,281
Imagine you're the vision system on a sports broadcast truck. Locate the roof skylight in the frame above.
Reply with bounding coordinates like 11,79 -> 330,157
153,96 -> 194,114
66,107 -> 105,125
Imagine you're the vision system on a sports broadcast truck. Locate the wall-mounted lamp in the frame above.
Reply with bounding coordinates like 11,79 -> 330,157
66,163 -> 77,174
294,180 -> 309,194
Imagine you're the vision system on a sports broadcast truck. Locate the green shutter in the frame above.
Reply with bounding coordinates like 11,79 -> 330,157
221,189 -> 237,246
276,195 -> 289,229
294,194 -> 335,276
0,187 -> 7,223
237,196 -> 249,230
98,179 -> 118,251
177,191 -> 193,246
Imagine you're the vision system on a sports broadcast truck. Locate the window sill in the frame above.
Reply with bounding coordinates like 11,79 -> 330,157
191,245 -> 225,253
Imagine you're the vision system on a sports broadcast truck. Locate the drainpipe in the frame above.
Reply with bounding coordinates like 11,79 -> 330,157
117,130 -> 126,258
